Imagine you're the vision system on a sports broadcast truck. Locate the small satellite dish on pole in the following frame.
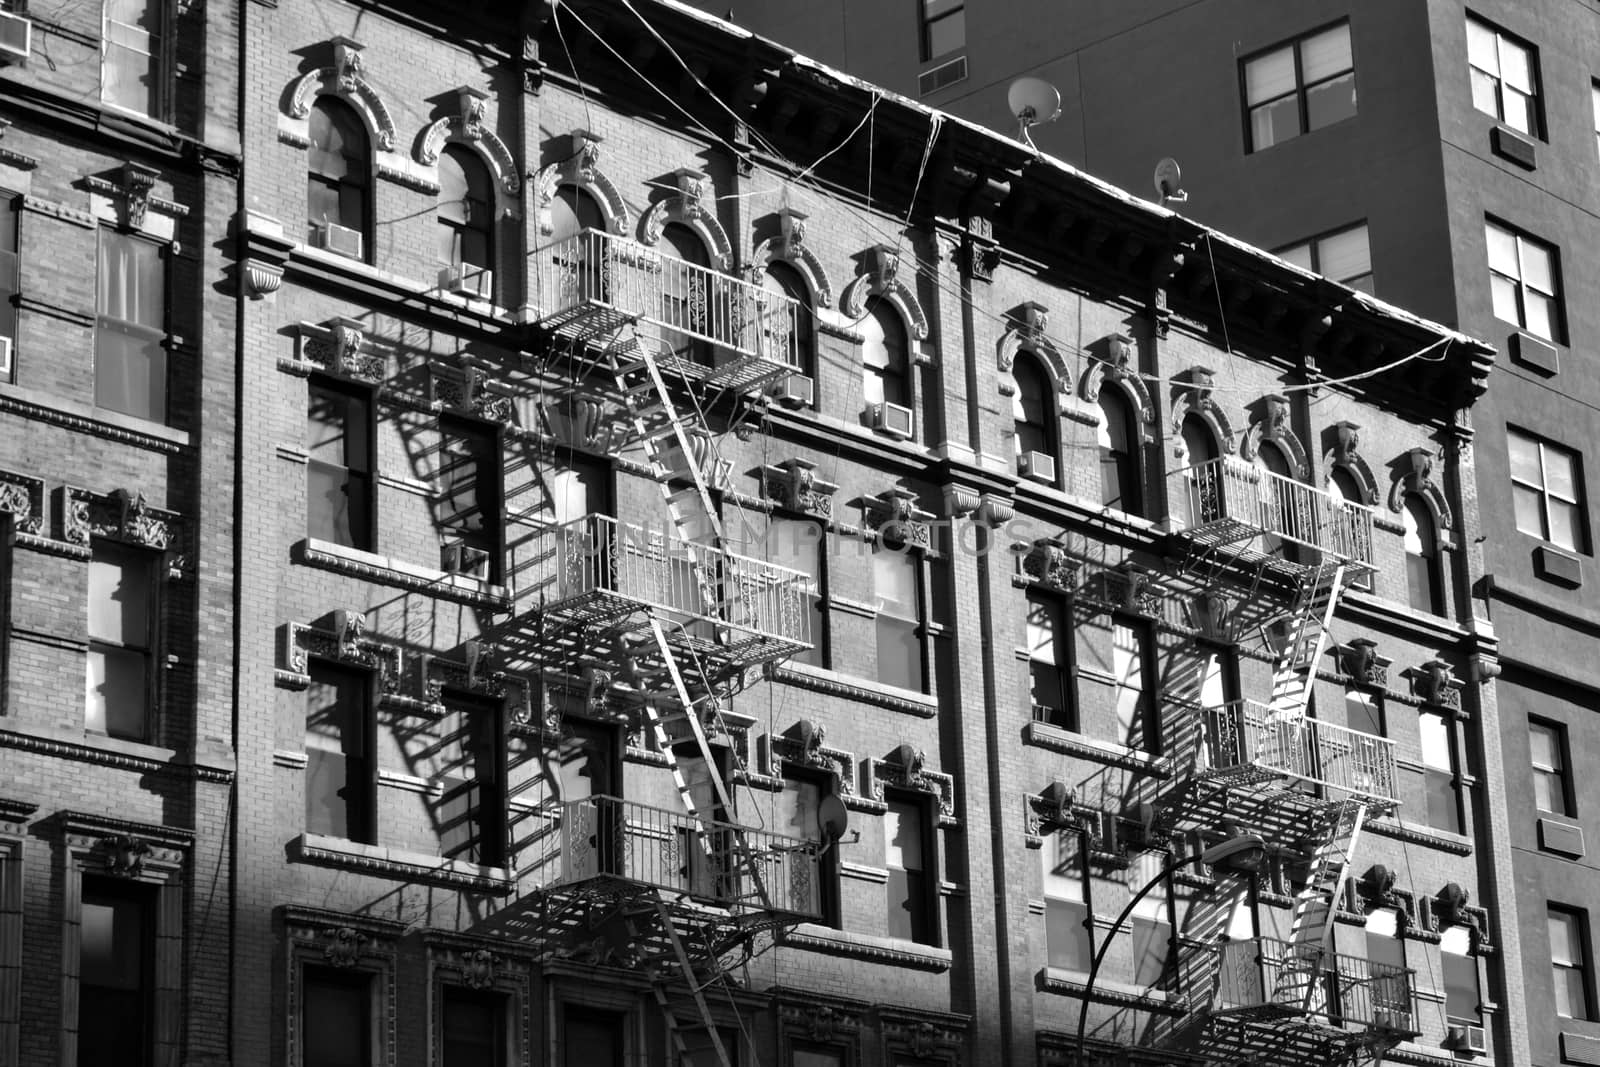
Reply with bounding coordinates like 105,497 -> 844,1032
1008,76 -> 1061,149
818,793 -> 850,851
1154,157 -> 1188,205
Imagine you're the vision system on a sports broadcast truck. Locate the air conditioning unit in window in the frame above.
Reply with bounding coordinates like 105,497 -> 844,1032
918,55 -> 967,96
1018,450 -> 1056,484
872,401 -> 914,440
313,222 -> 363,261
770,372 -> 813,408
438,264 -> 494,301
0,337 -> 11,379
1443,1024 -> 1487,1055
0,12 -> 31,63
441,540 -> 490,579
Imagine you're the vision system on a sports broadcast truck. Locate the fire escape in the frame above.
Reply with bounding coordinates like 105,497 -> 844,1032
490,229 -> 819,1066
1148,457 -> 1411,1067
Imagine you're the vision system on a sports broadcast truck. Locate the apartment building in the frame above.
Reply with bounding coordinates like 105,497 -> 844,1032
1,0 -> 1515,1065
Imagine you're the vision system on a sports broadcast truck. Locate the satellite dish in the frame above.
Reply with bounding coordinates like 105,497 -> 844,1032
1154,157 -> 1188,204
1007,76 -> 1061,148
818,793 -> 850,844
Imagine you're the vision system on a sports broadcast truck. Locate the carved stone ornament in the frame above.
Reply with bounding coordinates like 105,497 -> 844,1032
1410,659 -> 1461,710
1338,638 -> 1387,688
1239,394 -> 1310,478
1323,421 -> 1379,505
430,359 -> 515,425
1192,591 -> 1233,641
881,1009 -> 967,1060
750,206 -> 833,308
104,834 -> 153,878
997,302 -> 1071,398
297,319 -> 386,386
1022,537 -> 1075,591
286,613 -> 403,693
285,37 -> 400,153
863,486 -> 934,551
1358,864 -> 1400,909
0,470 -> 45,535
764,720 -> 854,794
775,998 -> 864,1043
416,86 -> 521,196
1099,564 -> 1160,617
458,949 -> 497,990
1168,365 -> 1237,456
1078,334 -> 1156,443
117,161 -> 157,229
637,169 -> 734,270
57,485 -> 185,561
869,744 -> 955,818
838,243 -> 931,341
323,926 -> 369,968
762,458 -> 839,520
533,130 -> 630,237
1026,781 -> 1095,837
1387,445 -> 1455,532
425,640 -> 534,726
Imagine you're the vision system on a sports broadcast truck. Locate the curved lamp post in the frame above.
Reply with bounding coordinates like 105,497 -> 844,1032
1073,830 -> 1267,1064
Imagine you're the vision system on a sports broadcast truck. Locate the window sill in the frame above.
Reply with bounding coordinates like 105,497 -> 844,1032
781,923 -> 952,971
295,538 -> 511,609
1036,968 -> 1186,1014
0,720 -> 231,780
290,243 -> 515,327
1366,817 -> 1473,855
0,382 -> 191,452
769,660 -> 938,717
1023,721 -> 1172,779
291,833 -> 514,893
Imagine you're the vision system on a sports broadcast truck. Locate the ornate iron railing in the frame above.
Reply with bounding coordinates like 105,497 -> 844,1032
1216,936 -> 1415,1033
532,228 -> 800,368
1202,699 -> 1397,804
549,795 -> 821,917
1179,456 -> 1373,564
512,513 -> 814,647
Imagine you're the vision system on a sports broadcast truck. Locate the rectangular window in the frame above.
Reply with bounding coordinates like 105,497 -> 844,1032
1442,927 -> 1481,1023
1593,80 -> 1600,159
1042,831 -> 1090,971
1486,220 -> 1561,342
1551,906 -> 1594,1020
564,1006 -> 623,1067
1275,221 -> 1372,292
763,517 -> 827,668
1027,590 -> 1075,729
885,796 -> 936,945
919,0 -> 964,61
302,966 -> 372,1067
305,661 -> 375,844
442,986 -> 505,1067
793,1049 -> 843,1067
1346,689 -> 1385,737
79,876 -> 153,1067
1242,21 -> 1357,152
1129,851 -> 1171,987
0,194 -> 16,378
86,541 -> 157,741
308,377 -> 375,551
438,692 -> 506,867
1531,718 -> 1573,816
546,454 -> 611,524
96,229 -> 166,422
778,773 -> 840,925
1419,710 -> 1462,834
1112,615 -> 1159,754
1198,640 -> 1241,709
1468,16 -> 1540,136
874,544 -> 925,693
102,0 -> 165,117
438,417 -> 502,582
1509,428 -> 1585,552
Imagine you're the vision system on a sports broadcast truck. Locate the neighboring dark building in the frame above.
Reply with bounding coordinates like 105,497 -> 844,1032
0,1 -> 1517,1066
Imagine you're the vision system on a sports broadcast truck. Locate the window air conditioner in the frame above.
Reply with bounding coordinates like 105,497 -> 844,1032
1444,1024 -> 1487,1055
872,401 -> 914,439
770,372 -> 813,408
438,264 -> 494,300
441,540 -> 490,579
314,222 -> 364,261
1018,450 -> 1057,484
0,337 -> 11,379
0,13 -> 31,63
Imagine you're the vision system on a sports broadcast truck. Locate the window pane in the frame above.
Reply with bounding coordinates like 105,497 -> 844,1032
1544,446 -> 1578,500
874,548 -> 918,616
1245,46 -> 1296,105
885,800 -> 923,870
1504,88 -> 1535,134
1250,97 -> 1301,150
1549,499 -> 1582,552
1318,226 -> 1370,285
926,9 -> 965,56
1520,239 -> 1555,295
79,883 -> 149,1066
1278,241 -> 1313,271
104,41 -> 160,115
777,777 -> 821,842
304,972 -> 369,1067
87,645 -> 149,739
1426,768 -> 1462,832
306,667 -> 366,839
1419,712 -> 1451,771
877,615 -> 922,691
1489,274 -> 1520,326
1523,292 -> 1554,341
95,325 -> 167,421
1305,70 -> 1357,130
1511,483 -> 1545,538
1508,431 -> 1542,485
1531,722 -> 1557,768
1466,19 -> 1498,74
1498,36 -> 1532,93
89,550 -> 150,645
1346,690 -> 1382,736
1485,224 -> 1520,277
1132,917 -> 1171,986
1301,25 -> 1352,81
307,461 -> 357,546
1470,69 -> 1499,117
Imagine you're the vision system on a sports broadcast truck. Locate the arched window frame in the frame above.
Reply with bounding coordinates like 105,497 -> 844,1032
1098,384 -> 1145,516
307,96 -> 373,262
658,222 -> 715,368
1012,352 -> 1059,486
1402,492 -> 1446,615
435,144 -> 496,294
763,261 -> 818,407
860,296 -> 915,437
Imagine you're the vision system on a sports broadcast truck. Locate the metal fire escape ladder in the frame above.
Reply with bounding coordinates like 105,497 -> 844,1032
1266,560 -> 1344,720
1275,799 -> 1367,1011
646,893 -> 737,1067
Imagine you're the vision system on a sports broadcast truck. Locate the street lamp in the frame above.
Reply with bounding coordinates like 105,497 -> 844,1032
1073,828 -> 1267,1064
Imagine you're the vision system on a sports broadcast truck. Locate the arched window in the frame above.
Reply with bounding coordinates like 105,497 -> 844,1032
547,185 -> 606,245
1403,494 -> 1445,615
1180,414 -> 1221,526
1327,466 -> 1373,587
1181,413 -> 1218,465
437,145 -> 494,274
1258,440 -> 1303,551
861,297 -> 910,409
1012,354 -> 1057,484
308,98 -> 370,259
660,222 -> 713,366
1098,388 -> 1142,515
763,262 -> 816,395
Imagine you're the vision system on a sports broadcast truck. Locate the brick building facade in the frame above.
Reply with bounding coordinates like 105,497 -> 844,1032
1,0 -> 1510,1065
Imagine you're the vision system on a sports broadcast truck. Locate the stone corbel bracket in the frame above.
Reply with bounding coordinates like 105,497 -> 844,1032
62,811 -> 192,879
532,130 -> 630,237
1020,537 -> 1077,591
1078,332 -> 1155,443
839,243 -> 930,341
751,207 -> 833,307
866,744 -> 956,823
417,85 -> 522,199
56,485 -> 188,575
429,357 -> 516,427
1387,446 -> 1455,543
1324,420 -> 1380,506
996,302 -> 1071,398
1406,659 -> 1462,711
423,639 -> 534,727
1239,394 -> 1310,478
862,485 -> 935,550
0,469 -> 45,537
283,904 -> 404,967
761,457 -> 839,521
760,721 -> 855,796
84,162 -> 188,232
282,37 -> 400,153
281,610 -> 403,694
1168,365 -> 1236,456
1335,637 -> 1389,689
637,168 -> 734,270
289,318 -> 388,387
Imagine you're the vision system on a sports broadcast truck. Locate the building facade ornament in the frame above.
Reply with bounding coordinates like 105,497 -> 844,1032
1387,445 -> 1455,535
839,243 -> 931,341
637,169 -> 734,270
862,485 -> 934,550
1078,333 -> 1155,443
284,37 -> 400,153
761,458 -> 838,520
751,207 -> 834,307
1239,394 -> 1310,478
532,130 -> 630,236
416,86 -> 521,196
1168,366 -> 1237,456
997,302 -> 1071,398
285,612 -> 403,692
867,743 -> 955,819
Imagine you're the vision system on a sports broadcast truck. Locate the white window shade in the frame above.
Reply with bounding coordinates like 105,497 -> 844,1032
1245,46 -> 1295,105
1301,24 -> 1352,83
